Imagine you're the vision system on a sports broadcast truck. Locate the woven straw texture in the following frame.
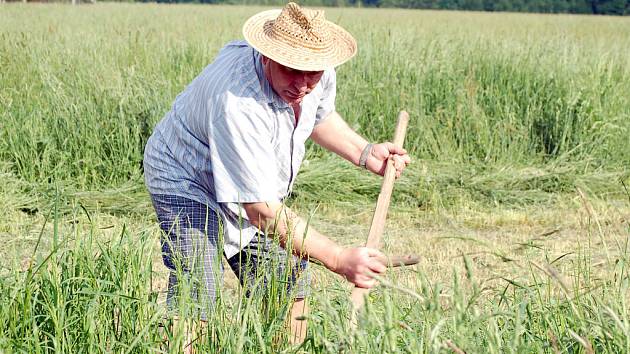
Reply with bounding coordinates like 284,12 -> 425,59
243,3 -> 357,71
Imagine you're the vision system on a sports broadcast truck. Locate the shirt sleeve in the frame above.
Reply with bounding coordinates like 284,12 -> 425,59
209,93 -> 279,203
315,69 -> 337,125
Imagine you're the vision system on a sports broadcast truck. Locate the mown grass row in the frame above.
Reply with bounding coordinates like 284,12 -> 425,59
1,156 -> 627,223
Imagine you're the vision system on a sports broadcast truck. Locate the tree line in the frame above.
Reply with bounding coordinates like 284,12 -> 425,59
146,0 -> 629,15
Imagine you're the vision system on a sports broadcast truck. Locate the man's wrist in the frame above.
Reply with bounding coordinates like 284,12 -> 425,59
326,246 -> 345,273
359,143 -> 373,169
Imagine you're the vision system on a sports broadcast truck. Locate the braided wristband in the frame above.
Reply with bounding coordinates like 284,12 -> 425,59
359,143 -> 373,169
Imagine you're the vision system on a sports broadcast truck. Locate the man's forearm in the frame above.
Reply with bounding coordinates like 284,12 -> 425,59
243,201 -> 388,288
244,202 -> 342,272
310,111 -> 369,166
284,212 -> 343,272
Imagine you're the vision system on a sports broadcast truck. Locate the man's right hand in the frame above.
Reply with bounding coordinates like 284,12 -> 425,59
331,247 -> 387,288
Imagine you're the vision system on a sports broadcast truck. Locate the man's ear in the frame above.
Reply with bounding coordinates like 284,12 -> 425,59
261,55 -> 269,65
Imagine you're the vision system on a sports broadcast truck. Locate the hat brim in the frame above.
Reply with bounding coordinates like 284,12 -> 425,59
243,9 -> 357,72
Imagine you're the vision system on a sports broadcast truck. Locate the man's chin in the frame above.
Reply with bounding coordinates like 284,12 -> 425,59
284,97 -> 304,105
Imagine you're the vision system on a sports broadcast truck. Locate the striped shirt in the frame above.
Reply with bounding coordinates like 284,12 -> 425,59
143,40 -> 336,258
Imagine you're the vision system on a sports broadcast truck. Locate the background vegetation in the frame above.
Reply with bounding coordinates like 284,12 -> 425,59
135,0 -> 630,16
1,3 -> 629,352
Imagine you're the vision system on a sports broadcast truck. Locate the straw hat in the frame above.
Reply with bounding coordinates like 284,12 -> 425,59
243,2 -> 357,71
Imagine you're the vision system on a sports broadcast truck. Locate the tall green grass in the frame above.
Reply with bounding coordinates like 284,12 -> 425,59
1,4 -> 629,192
1,201 -> 628,352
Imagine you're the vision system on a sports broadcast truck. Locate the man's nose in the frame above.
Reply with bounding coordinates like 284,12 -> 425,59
293,73 -> 309,91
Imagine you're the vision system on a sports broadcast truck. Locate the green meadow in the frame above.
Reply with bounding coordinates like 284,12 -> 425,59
1,3 -> 629,352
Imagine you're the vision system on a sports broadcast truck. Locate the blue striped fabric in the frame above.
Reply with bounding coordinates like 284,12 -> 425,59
151,194 -> 309,320
144,40 -> 336,258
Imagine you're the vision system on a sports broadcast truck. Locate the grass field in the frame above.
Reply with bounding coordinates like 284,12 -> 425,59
1,3 -> 630,353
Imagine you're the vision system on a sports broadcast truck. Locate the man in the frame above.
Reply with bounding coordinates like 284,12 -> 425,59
144,2 -> 410,343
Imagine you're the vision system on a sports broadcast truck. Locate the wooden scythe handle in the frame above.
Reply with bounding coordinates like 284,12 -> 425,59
350,111 -> 410,314
377,254 -> 421,268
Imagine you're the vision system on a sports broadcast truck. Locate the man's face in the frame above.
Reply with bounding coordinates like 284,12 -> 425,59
262,56 -> 324,106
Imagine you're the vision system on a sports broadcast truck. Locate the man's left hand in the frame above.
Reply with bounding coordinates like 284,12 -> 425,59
366,142 -> 411,178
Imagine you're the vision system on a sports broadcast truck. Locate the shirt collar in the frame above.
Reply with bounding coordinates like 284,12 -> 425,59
253,50 -> 289,109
